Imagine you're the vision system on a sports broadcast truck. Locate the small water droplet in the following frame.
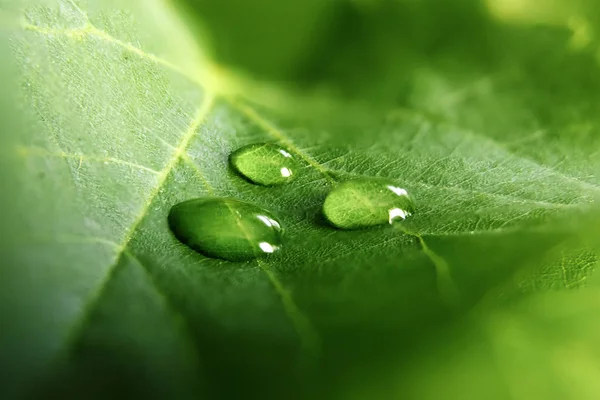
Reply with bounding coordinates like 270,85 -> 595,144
229,143 -> 299,186
168,198 -> 283,261
322,179 -> 415,229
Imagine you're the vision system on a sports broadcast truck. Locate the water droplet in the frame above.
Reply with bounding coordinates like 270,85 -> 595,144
322,179 -> 415,229
168,198 -> 283,261
229,143 -> 299,186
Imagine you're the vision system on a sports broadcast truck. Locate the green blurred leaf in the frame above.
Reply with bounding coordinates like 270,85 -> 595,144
174,0 -> 337,80
347,284 -> 600,400
0,0 -> 599,399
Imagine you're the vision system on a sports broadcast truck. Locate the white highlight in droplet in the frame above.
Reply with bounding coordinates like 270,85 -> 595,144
387,186 -> 408,196
388,208 -> 408,223
280,167 -> 292,177
257,215 -> 281,229
279,149 -> 292,158
257,215 -> 273,226
259,242 -> 276,253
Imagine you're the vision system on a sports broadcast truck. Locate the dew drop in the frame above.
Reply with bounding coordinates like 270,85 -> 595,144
229,143 -> 299,186
168,198 -> 283,261
322,179 -> 415,229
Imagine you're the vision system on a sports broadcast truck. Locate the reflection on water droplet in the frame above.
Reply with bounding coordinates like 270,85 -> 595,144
386,185 -> 408,196
322,179 -> 415,229
258,242 -> 276,253
256,214 -> 281,228
230,143 -> 299,186
280,167 -> 292,177
168,198 -> 283,261
388,208 -> 409,223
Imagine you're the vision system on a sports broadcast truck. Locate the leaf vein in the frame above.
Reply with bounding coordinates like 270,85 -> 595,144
67,0 -> 89,21
258,261 -> 321,356
17,146 -> 161,174
54,235 -> 203,370
394,106 -> 600,192
21,22 -> 203,88
335,168 -> 588,210
59,95 -> 214,365
231,99 -> 336,184
182,143 -> 321,356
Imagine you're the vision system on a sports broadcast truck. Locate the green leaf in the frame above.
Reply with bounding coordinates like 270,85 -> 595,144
1,0 -> 599,399
173,0 -> 337,80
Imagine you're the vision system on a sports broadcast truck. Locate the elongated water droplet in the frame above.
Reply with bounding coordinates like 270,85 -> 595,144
168,198 -> 283,261
230,143 -> 299,186
322,179 -> 415,229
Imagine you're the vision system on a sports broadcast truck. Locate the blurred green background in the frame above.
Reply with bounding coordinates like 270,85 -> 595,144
176,0 -> 600,95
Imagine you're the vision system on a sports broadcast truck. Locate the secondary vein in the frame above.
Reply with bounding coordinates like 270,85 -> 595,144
21,22 -> 204,88
231,99 -> 337,184
17,146 -> 161,174
185,152 -> 321,358
258,261 -> 322,357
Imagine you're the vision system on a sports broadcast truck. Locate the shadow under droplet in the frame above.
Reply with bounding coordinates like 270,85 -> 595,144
307,205 -> 336,230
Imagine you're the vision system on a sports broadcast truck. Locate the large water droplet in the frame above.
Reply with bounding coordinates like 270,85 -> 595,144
168,198 -> 283,261
230,143 -> 299,186
322,179 -> 415,229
